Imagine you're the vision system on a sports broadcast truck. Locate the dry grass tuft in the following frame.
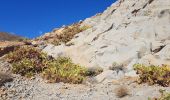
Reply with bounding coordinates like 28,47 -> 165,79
115,86 -> 129,98
134,64 -> 170,87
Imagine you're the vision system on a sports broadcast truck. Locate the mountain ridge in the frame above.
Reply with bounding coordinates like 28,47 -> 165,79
0,32 -> 22,41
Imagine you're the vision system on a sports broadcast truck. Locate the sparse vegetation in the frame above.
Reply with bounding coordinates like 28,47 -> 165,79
134,64 -> 170,87
42,57 -> 88,84
38,23 -> 91,45
86,67 -> 103,76
148,89 -> 170,100
109,62 -> 123,70
17,38 -> 32,45
115,86 -> 129,98
5,46 -> 49,77
52,24 -> 90,45
5,46 -> 89,83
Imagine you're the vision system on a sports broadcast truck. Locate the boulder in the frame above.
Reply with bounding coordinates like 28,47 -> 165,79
42,44 -> 67,58
155,45 -> 170,60
94,70 -> 124,83
151,41 -> 165,53
138,54 -> 170,66
124,59 -> 138,77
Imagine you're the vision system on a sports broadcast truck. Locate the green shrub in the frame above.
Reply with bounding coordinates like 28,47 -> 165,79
42,57 -> 88,84
5,46 -> 47,63
148,89 -> 170,100
86,67 -> 103,76
55,24 -> 90,44
44,23 -> 91,45
5,46 -> 49,77
134,64 -> 170,87
157,90 -> 170,100
80,25 -> 91,31
5,46 -> 89,83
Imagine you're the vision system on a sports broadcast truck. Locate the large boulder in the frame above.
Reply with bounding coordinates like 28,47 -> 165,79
155,44 -> 170,60
94,70 -> 124,83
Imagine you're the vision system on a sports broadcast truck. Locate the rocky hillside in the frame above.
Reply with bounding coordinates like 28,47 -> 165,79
42,0 -> 170,72
0,32 -> 22,41
1,0 -> 170,99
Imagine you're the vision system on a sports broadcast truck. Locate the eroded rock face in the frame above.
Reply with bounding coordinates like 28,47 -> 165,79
42,0 -> 170,78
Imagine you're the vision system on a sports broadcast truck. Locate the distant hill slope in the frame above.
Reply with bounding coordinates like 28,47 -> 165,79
0,32 -> 22,41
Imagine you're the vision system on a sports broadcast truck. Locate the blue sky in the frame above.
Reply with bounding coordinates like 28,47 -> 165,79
0,0 -> 116,38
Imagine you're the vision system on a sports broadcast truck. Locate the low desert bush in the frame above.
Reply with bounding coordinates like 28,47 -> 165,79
86,67 -> 103,76
49,23 -> 91,45
5,46 -> 89,83
109,62 -> 123,70
148,89 -> 170,100
42,57 -> 88,84
134,64 -> 170,87
58,24 -> 90,43
5,46 -> 49,77
115,86 -> 129,98
5,46 -> 47,63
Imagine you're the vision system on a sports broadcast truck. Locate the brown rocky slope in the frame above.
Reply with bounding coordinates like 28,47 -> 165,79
0,32 -> 22,41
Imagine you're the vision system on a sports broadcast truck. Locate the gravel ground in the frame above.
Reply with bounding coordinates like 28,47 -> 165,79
0,58 -> 170,100
1,74 -> 170,100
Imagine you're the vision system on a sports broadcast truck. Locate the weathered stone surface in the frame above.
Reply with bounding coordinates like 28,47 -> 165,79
138,54 -> 170,66
42,0 -> 170,81
1,0 -> 170,99
155,45 -> 170,60
43,44 -> 67,58
94,70 -> 124,83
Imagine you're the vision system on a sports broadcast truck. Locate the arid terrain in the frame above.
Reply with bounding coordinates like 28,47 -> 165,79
1,0 -> 170,99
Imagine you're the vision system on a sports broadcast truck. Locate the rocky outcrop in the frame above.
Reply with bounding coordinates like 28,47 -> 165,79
42,0 -> 170,79
43,0 -> 170,65
1,0 -> 170,99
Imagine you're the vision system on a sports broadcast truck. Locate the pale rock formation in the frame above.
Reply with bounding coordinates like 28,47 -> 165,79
43,0 -> 170,79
